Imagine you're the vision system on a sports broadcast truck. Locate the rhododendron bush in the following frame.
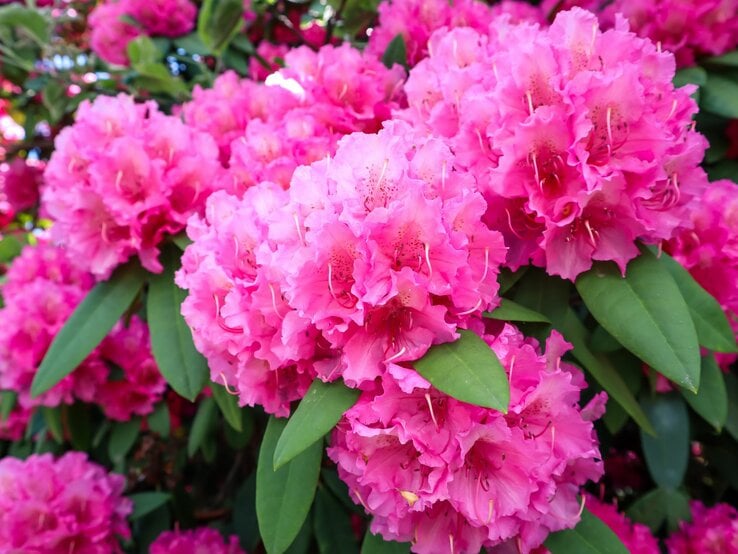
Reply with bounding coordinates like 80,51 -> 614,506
1,0 -> 738,553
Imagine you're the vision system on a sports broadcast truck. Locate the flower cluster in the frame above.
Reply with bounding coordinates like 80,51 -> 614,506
43,93 -> 222,279
0,452 -> 132,553
150,527 -> 246,554
89,0 -> 197,65
666,501 -> 738,554
584,494 -> 659,554
183,44 -> 405,191
0,241 -> 165,419
667,179 -> 738,368
400,8 -> 707,279
176,122 -> 507,415
328,325 -> 605,553
0,158 -> 42,220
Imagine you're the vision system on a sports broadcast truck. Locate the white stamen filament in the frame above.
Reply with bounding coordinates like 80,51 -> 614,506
338,83 -> 348,101
268,283 -> 284,319
449,534 -> 456,554
486,499 -> 495,525
115,170 -> 123,192
425,393 -> 439,430
384,346 -> 407,364
480,247 -> 490,282
424,243 -> 433,279
526,91 -> 534,116
293,213 -> 305,246
220,373 -> 239,396
508,355 -> 516,383
577,494 -> 587,518
584,219 -> 597,248
457,298 -> 483,316
606,107 -> 614,147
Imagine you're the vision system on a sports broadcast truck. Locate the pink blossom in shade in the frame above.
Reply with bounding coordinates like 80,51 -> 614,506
666,179 -> 738,369
0,158 -> 42,213
0,452 -> 132,553
249,41 -> 289,81
667,501 -> 738,554
399,9 -> 708,280
328,324 -> 605,554
582,494 -> 660,554
600,0 -> 738,68
96,316 -> 167,421
127,0 -> 197,37
89,1 -> 143,66
150,527 -> 246,554
42,93 -> 223,279
0,403 -> 30,441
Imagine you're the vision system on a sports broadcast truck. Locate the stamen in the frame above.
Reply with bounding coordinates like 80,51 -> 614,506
577,494 -> 587,518
168,146 -> 175,164
475,128 -> 486,153
68,159 -> 76,172
656,41 -> 662,53
101,222 -> 110,244
338,83 -> 348,101
492,62 -> 499,81
657,241 -> 664,258
268,283 -> 284,319
551,425 -> 556,455
486,498 -> 495,525
424,243 -> 433,279
525,90 -> 534,116
456,298 -> 483,316
293,213 -> 305,246
399,490 -> 419,507
384,346 -> 407,364
667,98 -> 678,120
449,534 -> 456,554
214,294 -> 244,333
219,373 -> 239,396
353,489 -> 369,511
327,262 -> 338,302
115,170 -> 123,192
425,393 -> 439,430
584,219 -> 598,248
530,151 -> 541,185
480,247 -> 490,282
233,236 -> 240,259
505,208 -> 525,239
452,38 -> 458,64
606,107 -> 614,147
508,355 -> 516,382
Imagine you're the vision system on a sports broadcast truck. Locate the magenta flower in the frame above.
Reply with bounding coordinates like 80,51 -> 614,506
150,527 -> 246,554
0,158 -> 42,214
89,1 -> 143,66
584,494 -> 660,554
667,501 -> 738,554
127,0 -> 197,37
0,452 -> 132,553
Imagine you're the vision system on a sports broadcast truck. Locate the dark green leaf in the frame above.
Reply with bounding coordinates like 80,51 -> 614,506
681,355 -> 728,431
274,379 -> 359,469
497,266 -> 528,295
42,407 -> 63,443
198,0 -> 245,55
130,492 -> 171,520
314,487 -> 359,554
0,5 -> 50,45
545,507 -> 628,553
32,262 -> 146,397
0,390 -> 17,422
147,245 -> 208,401
171,232 -> 192,251
484,298 -> 550,323
174,33 -> 211,55
127,35 -> 163,65
414,329 -> 509,411
187,396 -> 217,457
212,383 -> 243,432
724,372 -> 738,442
381,34 -> 407,70
108,417 -> 141,462
66,403 -> 92,450
702,73 -> 738,118
627,487 -> 690,533
234,473 -> 260,552
589,326 -> 621,353
0,233 -> 23,263
640,394 -> 689,490
659,252 -> 737,353
575,250 -> 700,391
132,63 -> 189,98
257,416 -> 322,554
674,66 -> 707,88
285,513 -> 314,554
704,50 -> 738,67
147,402 -> 171,438
361,531 -> 411,554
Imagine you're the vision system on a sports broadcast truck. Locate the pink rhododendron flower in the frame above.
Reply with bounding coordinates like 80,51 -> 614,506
0,402 -> 30,441
0,452 -> 132,553
583,494 -> 659,554
43,93 -> 223,278
127,0 -> 197,37
176,122 -> 506,415
666,179 -> 738,368
150,527 -> 246,554
667,501 -> 738,554
399,8 -> 707,280
328,324 -> 605,554
89,1 -> 143,66
0,158 -> 42,214
249,41 -> 289,81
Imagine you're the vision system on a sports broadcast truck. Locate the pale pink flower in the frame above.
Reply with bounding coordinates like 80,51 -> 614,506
150,527 -> 246,554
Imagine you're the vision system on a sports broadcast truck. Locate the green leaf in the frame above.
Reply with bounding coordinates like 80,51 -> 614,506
681,355 -> 728,431
132,63 -> 189,98
381,34 -> 407,70
211,383 -> 243,432
127,35 -> 162,65
545,507 -> 628,553
640,393 -> 689,490
66,403 -> 92,450
627,487 -> 690,533
659,252 -> 737,353
484,298 -> 550,323
187,396 -> 217,457
0,5 -> 50,45
0,233 -> 24,263
674,66 -> 707,88
704,50 -> 738,67
257,416 -> 322,554
513,268 -> 570,328
724,372 -> 738,442
497,266 -> 528,295
130,492 -> 171,520
414,329 -> 509,411
198,0 -> 245,55
0,390 -> 17,422
42,407 -> 63,443
147,245 -> 208,401
702,73 -> 738,118
575,250 -> 700,392
32,262 -> 146,397
274,379 -> 359,469
174,32 -> 211,55
361,531 -> 411,554
171,232 -> 192,251
108,417 -> 141,462
147,402 -> 171,438
314,487 -> 359,554
234,473 -> 261,552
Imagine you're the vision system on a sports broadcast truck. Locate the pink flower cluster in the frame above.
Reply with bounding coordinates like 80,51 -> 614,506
667,179 -> 738,368
667,501 -> 738,554
0,452 -> 132,553
150,527 -> 246,554
176,122 -> 507,415
328,325 -> 605,554
0,241 -> 165,419
0,158 -> 42,219
400,8 -> 707,279
183,44 -> 405,189
584,494 -> 659,554
43,93 -> 222,279
89,0 -> 197,65
0,402 -> 30,441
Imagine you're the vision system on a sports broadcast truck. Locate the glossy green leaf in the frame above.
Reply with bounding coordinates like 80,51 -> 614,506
361,531 -> 411,554
674,66 -> 707,87
382,34 -> 407,70
0,390 -> 17,422
147,245 -> 208,401
545,507 -> 628,553
704,50 -> 738,67
659,252 -> 737,353
274,379 -> 358,469
147,402 -> 171,438
257,416 -> 322,554
211,383 -> 243,432
108,417 -> 141,462
640,394 -> 689,490
484,298 -> 550,323
187,396 -> 217,457
42,407 -> 63,443
627,487 -> 690,533
576,250 -> 700,391
32,262 -> 146,397
681,355 -> 728,431
0,5 -> 50,45
127,35 -> 162,65
198,0 -> 244,55
130,492 -> 171,520
702,73 -> 738,118
314,488 -> 359,554
414,329 -> 509,411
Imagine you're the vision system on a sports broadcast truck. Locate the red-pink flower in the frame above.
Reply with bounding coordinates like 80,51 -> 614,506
0,452 -> 132,553
0,158 -> 42,214
89,1 -> 143,66
127,0 -> 197,37
584,494 -> 660,554
667,501 -> 738,554
150,527 -> 246,554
